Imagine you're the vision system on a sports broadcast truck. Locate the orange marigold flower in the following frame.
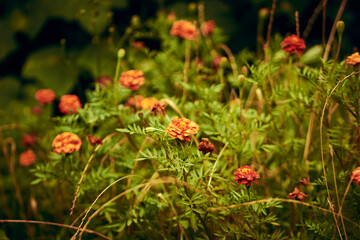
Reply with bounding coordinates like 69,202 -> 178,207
52,132 -> 82,154
351,167 -> 360,185
280,34 -> 306,54
234,166 -> 260,187
151,101 -> 166,116
35,89 -> 56,105
167,11 -> 176,22
119,70 -> 145,90
201,20 -> 215,36
288,187 -> 309,200
345,52 -> 360,66
87,136 -> 103,146
59,95 -> 82,114
19,150 -> 36,166
141,97 -> 158,110
95,75 -> 112,89
170,20 -> 198,40
165,116 -> 199,142
22,134 -> 36,147
198,138 -> 215,155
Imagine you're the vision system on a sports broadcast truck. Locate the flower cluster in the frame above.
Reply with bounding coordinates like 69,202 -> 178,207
351,167 -> 360,185
19,150 -> 36,166
165,116 -> 199,142
345,52 -> 360,66
288,188 -> 308,200
35,89 -> 56,105
119,70 -> 145,90
233,166 -> 260,187
52,132 -> 82,154
59,95 -> 82,114
280,34 -> 306,54
170,20 -> 198,40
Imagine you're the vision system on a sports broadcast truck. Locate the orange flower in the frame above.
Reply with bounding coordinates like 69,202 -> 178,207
167,11 -> 176,22
351,167 -> 360,185
19,150 -> 36,166
22,134 -> 36,147
52,132 -> 82,154
234,166 -> 260,187
151,101 -> 166,116
141,97 -> 158,110
201,20 -> 215,36
288,187 -> 309,200
119,70 -> 145,90
165,116 -> 199,142
280,34 -> 306,54
35,89 -> 56,105
59,95 -> 82,114
345,52 -> 360,66
87,136 -> 103,146
170,20 -> 198,40
198,138 -> 215,155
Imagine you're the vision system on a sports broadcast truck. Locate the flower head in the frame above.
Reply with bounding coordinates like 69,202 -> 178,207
201,20 -> 215,36
31,106 -> 43,115
345,52 -> 360,66
22,134 -> 36,147
35,89 -> 56,105
119,70 -> 145,90
198,138 -> 215,155
19,150 -> 36,166
165,116 -> 199,142
351,167 -> 360,185
299,177 -> 310,186
125,95 -> 144,110
170,20 -> 198,40
95,76 -> 112,89
87,136 -> 103,146
288,187 -> 309,200
141,97 -> 158,110
52,132 -> 82,154
233,166 -> 260,187
59,95 -> 82,114
151,101 -> 166,116
167,11 -> 176,22
280,34 -> 306,54
133,41 -> 145,49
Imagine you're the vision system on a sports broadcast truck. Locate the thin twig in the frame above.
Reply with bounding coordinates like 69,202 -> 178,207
295,11 -> 300,37
265,0 -> 277,47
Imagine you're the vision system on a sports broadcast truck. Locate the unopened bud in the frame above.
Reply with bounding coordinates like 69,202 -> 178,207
131,15 -> 141,27
117,49 -> 125,58
259,8 -> 270,19
188,3 -> 197,12
336,21 -> 345,35
241,66 -> 249,76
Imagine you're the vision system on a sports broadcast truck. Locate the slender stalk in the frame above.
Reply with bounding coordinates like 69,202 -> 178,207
265,0 -> 277,47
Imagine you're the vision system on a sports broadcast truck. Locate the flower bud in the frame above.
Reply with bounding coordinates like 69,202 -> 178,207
117,49 -> 126,58
259,8 -> 270,19
336,20 -> 345,35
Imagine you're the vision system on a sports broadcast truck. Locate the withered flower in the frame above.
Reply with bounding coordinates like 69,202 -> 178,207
151,101 -> 166,116
87,136 -> 103,146
351,167 -> 360,186
198,138 -> 215,154
288,187 -> 309,200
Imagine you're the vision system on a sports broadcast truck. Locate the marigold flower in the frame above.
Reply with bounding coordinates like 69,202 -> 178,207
59,95 -> 82,114
288,187 -> 309,200
198,138 -> 215,154
234,166 -> 260,187
119,70 -> 145,90
87,136 -> 103,146
52,132 -> 82,154
133,41 -> 145,49
31,106 -> 43,115
141,97 -> 158,110
351,167 -> 360,185
280,34 -> 306,54
299,177 -> 310,186
19,150 -> 36,166
151,101 -> 166,116
167,11 -> 176,22
345,52 -> 360,66
35,89 -> 56,105
170,20 -> 198,40
201,20 -> 215,36
95,75 -> 112,89
22,134 -> 36,147
165,116 -> 199,142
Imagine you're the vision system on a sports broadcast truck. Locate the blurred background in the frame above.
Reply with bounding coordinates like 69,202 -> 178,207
0,0 -> 359,113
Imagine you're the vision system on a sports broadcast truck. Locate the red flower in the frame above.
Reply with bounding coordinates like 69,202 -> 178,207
87,136 -> 103,146
52,132 -> 82,154
351,167 -> 360,185
198,138 -> 215,154
299,177 -> 310,186
233,166 -> 260,187
288,187 -> 309,200
151,101 -> 166,116
201,20 -> 215,36
119,70 -> 145,90
132,41 -> 145,49
35,89 -> 56,105
31,106 -> 43,115
59,95 -> 82,114
280,34 -> 306,54
19,150 -> 36,166
170,20 -> 198,40
22,134 -> 36,147
165,116 -> 199,142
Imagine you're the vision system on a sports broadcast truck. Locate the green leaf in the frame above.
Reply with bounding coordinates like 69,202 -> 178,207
22,46 -> 78,95
300,45 -> 323,66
